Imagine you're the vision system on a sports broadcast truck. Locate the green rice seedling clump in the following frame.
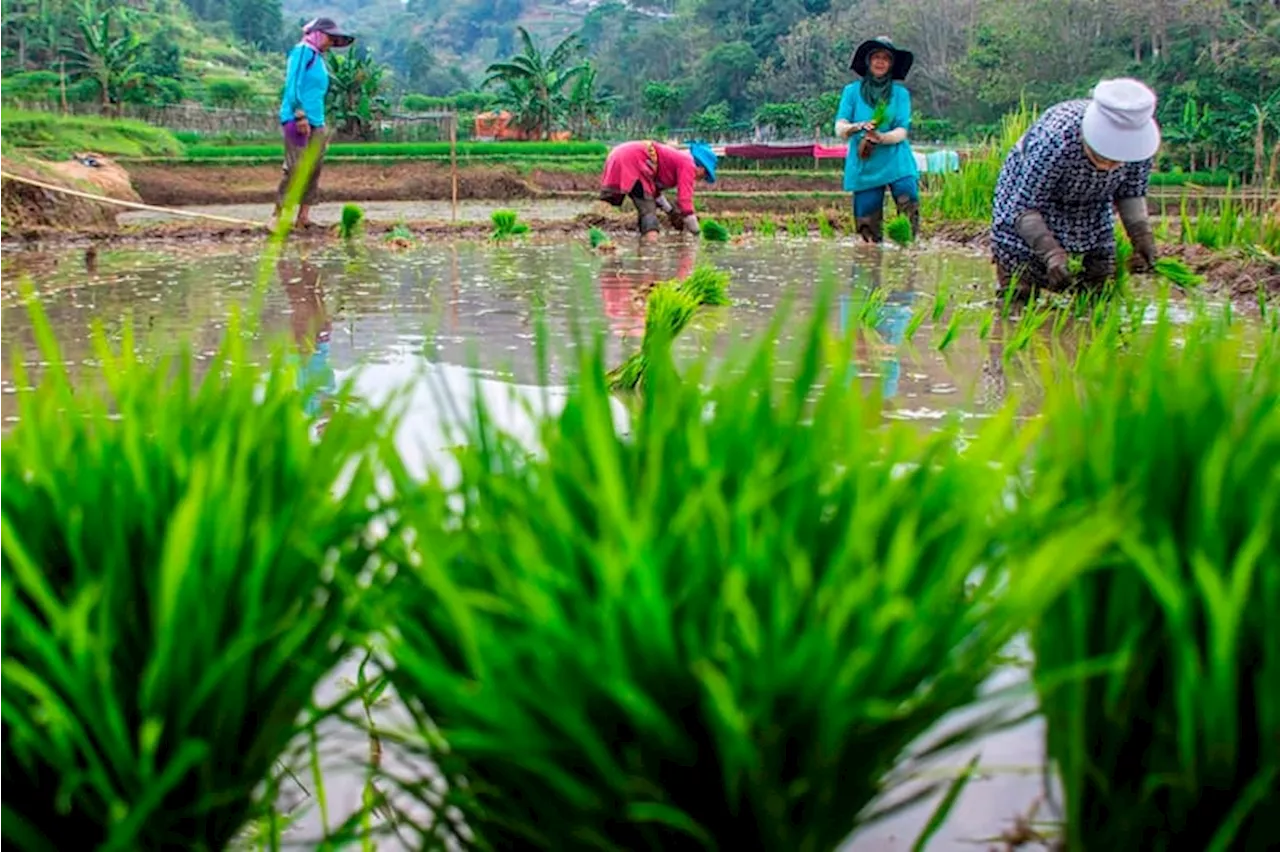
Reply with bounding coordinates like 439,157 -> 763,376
786,215 -> 808,237
606,283 -> 699,390
816,214 -> 836,239
676,264 -> 731,307
338,203 -> 364,239
491,209 -> 530,240
381,296 -> 1110,852
0,298 -> 391,851
1152,257 -> 1203,288
885,214 -> 914,246
588,226 -> 609,248
701,219 -> 730,242
1019,312 -> 1280,851
757,216 -> 778,238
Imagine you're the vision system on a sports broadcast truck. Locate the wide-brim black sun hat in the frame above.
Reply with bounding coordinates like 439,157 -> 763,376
850,37 -> 914,80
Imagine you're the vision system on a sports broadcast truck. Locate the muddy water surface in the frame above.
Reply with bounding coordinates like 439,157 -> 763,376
0,237 -> 1110,849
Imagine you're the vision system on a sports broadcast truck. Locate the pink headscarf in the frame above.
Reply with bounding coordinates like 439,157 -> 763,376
301,21 -> 327,51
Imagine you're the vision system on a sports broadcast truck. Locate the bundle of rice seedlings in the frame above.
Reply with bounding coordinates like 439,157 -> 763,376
491,209 -> 530,240
1152,256 -> 1204,288
676,264 -> 731,307
1113,231 -> 1133,288
1,296 -> 391,850
1020,311 -> 1280,851
885,214 -> 914,246
701,219 -> 730,243
338,203 -> 364,239
869,100 -> 892,129
587,226 -> 612,249
384,223 -> 415,250
382,297 -> 1107,852
606,283 -> 699,391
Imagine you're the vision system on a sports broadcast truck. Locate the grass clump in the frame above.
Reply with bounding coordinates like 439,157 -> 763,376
0,296 -> 391,851
1020,312 -> 1280,851
381,300 -> 1106,852
491,209 -> 530,240
0,110 -> 185,159
885,214 -> 914,246
338,203 -> 365,239
701,219 -> 730,243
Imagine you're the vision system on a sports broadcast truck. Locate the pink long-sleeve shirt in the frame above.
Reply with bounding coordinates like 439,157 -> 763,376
600,141 -> 699,216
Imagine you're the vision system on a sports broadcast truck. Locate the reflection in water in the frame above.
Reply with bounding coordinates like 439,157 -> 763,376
843,252 -> 919,400
598,244 -> 697,338
278,257 -> 336,426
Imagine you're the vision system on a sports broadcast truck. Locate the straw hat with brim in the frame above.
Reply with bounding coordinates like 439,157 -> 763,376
1082,78 -> 1161,163
850,37 -> 914,81
689,143 -> 717,183
304,17 -> 355,47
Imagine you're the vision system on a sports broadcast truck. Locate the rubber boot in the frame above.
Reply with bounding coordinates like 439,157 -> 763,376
894,195 -> 921,242
856,208 -> 883,244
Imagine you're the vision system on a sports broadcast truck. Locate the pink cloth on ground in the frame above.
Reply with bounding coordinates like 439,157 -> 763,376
601,141 -> 699,216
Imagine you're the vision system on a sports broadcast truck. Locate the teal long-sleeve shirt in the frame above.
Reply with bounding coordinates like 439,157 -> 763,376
836,82 -> 918,193
278,44 -> 329,127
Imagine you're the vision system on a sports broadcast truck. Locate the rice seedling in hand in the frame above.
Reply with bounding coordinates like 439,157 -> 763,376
1152,257 -> 1204,289
491,209 -> 530,240
338,203 -> 365,239
1017,312 -> 1280,851
701,219 -> 730,243
886,214 -> 914,246
0,298 -> 393,851
380,296 -> 1111,852
676,264 -> 731,307
606,283 -> 699,391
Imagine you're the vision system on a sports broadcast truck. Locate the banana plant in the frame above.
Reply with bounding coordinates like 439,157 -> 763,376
62,1 -> 142,113
483,26 -> 586,139
325,50 -> 390,141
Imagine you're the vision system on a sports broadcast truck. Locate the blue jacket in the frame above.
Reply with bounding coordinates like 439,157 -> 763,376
836,82 -> 918,193
279,44 -> 329,127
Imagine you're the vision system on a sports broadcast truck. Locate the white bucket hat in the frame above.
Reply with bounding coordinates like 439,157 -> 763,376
1082,78 -> 1161,163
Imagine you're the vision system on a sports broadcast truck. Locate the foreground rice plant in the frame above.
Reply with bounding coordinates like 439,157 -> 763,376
380,299 -> 1108,851
676,264 -> 732,307
1022,313 -> 1280,851
886,214 -> 914,246
1,297 -> 391,851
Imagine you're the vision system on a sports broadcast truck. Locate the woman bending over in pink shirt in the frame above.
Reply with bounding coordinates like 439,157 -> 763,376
600,141 -> 717,242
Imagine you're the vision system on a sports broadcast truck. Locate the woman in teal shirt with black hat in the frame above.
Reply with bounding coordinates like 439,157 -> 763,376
835,36 -> 920,243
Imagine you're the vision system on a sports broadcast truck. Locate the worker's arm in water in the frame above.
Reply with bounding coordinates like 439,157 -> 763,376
1115,162 -> 1156,271
1015,211 -> 1071,289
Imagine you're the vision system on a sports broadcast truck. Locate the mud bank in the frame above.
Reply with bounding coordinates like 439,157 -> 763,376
1,154 -> 138,231
126,161 -> 844,207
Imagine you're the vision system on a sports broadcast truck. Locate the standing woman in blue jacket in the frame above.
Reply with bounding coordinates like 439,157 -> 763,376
834,37 -> 920,243
273,17 -> 355,230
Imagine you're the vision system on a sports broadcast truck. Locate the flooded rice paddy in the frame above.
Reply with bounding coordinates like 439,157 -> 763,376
0,236 -> 1230,849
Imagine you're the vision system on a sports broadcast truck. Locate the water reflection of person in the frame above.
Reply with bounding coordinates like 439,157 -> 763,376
842,254 -> 918,400
278,258 -> 336,427
599,244 -> 697,338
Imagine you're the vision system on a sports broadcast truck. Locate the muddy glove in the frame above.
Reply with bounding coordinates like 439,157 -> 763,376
666,208 -> 686,231
1016,210 -> 1071,290
857,130 -> 879,160
1116,196 -> 1157,273
655,195 -> 674,214
682,214 -> 700,235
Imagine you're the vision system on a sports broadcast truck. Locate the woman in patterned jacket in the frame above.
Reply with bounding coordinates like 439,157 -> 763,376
990,78 -> 1161,300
